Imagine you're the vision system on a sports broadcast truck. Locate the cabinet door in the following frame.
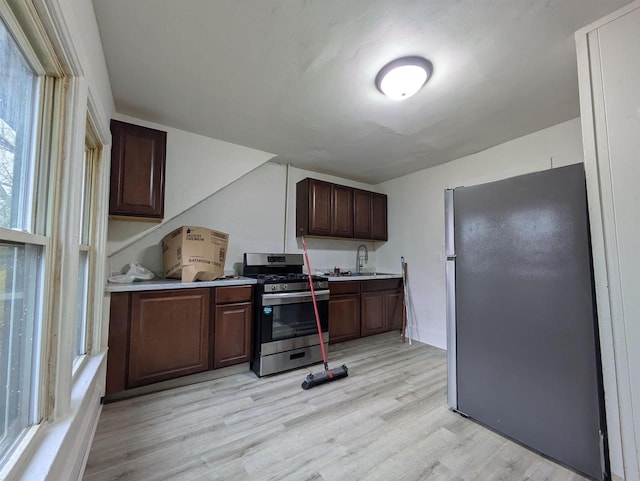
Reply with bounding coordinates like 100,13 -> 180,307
109,120 -> 166,219
214,303 -> 252,368
128,288 -> 209,388
331,184 -> 354,237
386,289 -> 404,331
329,294 -> 360,343
361,291 -> 386,336
353,189 -> 372,239
106,292 -> 130,396
307,179 -> 332,236
371,193 -> 388,240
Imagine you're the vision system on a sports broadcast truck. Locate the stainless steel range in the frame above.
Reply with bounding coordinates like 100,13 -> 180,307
243,253 -> 329,377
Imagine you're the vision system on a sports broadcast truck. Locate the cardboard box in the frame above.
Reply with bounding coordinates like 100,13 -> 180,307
162,226 -> 229,282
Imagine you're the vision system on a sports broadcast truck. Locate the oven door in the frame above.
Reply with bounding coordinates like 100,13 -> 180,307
260,290 -> 329,343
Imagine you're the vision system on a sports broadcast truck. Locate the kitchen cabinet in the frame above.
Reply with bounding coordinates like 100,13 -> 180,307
354,190 -> 388,241
128,289 -> 210,388
328,281 -> 360,343
328,278 -> 403,342
296,178 -> 332,236
213,285 -> 253,368
297,178 -> 386,241
105,292 -> 130,396
353,189 -> 372,239
105,283 -> 254,398
386,289 -> 404,330
331,184 -> 354,238
371,193 -> 388,241
361,278 -> 403,337
360,291 -> 386,336
109,119 -> 166,220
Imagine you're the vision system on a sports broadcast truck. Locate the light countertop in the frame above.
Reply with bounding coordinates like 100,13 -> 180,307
106,273 -> 403,292
106,277 -> 257,293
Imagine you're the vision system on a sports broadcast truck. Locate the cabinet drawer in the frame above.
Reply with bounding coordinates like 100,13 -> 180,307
215,285 -> 253,304
361,278 -> 402,292
330,281 -> 360,295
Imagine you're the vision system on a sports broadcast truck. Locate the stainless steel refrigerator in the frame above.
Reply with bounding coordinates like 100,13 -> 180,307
445,164 -> 608,481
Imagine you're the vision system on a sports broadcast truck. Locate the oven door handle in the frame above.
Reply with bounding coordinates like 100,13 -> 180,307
262,289 -> 330,306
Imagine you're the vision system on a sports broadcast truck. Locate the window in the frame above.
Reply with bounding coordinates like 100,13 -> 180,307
0,10 -> 55,465
0,243 -> 42,461
0,15 -> 38,230
73,125 -> 99,365
0,1 -> 109,477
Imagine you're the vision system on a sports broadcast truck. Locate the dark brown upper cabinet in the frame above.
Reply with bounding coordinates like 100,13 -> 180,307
331,184 -> 354,238
371,192 -> 388,241
297,178 -> 353,238
109,120 -> 166,220
297,178 -> 387,241
353,189 -> 372,239
298,178 -> 332,236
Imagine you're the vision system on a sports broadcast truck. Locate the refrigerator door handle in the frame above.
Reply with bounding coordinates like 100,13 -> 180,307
445,189 -> 455,258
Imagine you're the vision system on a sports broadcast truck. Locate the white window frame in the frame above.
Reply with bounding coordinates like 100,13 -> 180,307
0,0 -> 112,478
0,0 -> 64,475
72,121 -> 100,371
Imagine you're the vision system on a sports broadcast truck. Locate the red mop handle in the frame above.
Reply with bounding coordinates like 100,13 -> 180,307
300,233 -> 329,369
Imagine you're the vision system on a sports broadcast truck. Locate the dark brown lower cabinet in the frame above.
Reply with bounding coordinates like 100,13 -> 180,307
361,291 -> 387,336
213,303 -> 252,368
329,281 -> 360,343
213,285 -> 253,368
106,292 -> 130,396
106,284 -> 253,398
329,295 -> 361,343
328,279 -> 403,342
105,280 -> 400,397
128,288 -> 210,388
386,290 -> 404,331
360,278 -> 404,337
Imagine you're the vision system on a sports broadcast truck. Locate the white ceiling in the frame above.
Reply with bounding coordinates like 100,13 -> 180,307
92,0 -> 631,184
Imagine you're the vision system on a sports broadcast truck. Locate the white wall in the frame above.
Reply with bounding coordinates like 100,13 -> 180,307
106,114 -> 277,256
109,162 -> 286,275
58,0 -> 114,120
375,118 -> 584,349
109,163 -> 383,276
113,121 -> 584,286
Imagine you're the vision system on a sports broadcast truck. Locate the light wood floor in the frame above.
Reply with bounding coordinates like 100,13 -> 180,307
83,332 -> 588,481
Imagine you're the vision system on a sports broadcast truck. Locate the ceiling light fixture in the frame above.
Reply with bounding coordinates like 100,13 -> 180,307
375,56 -> 433,100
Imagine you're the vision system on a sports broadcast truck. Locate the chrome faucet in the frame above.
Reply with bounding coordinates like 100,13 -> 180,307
356,244 -> 368,274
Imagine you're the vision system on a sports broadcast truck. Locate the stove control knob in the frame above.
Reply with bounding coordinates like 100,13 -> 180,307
282,284 -> 288,290
270,285 -> 277,291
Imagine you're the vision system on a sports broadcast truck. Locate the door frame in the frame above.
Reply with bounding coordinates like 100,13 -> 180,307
576,3 -> 640,479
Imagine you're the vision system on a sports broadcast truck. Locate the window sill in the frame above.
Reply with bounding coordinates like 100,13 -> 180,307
4,351 -> 106,481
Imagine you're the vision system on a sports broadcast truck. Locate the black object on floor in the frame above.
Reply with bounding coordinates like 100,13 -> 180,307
299,230 -> 349,390
302,364 -> 349,390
